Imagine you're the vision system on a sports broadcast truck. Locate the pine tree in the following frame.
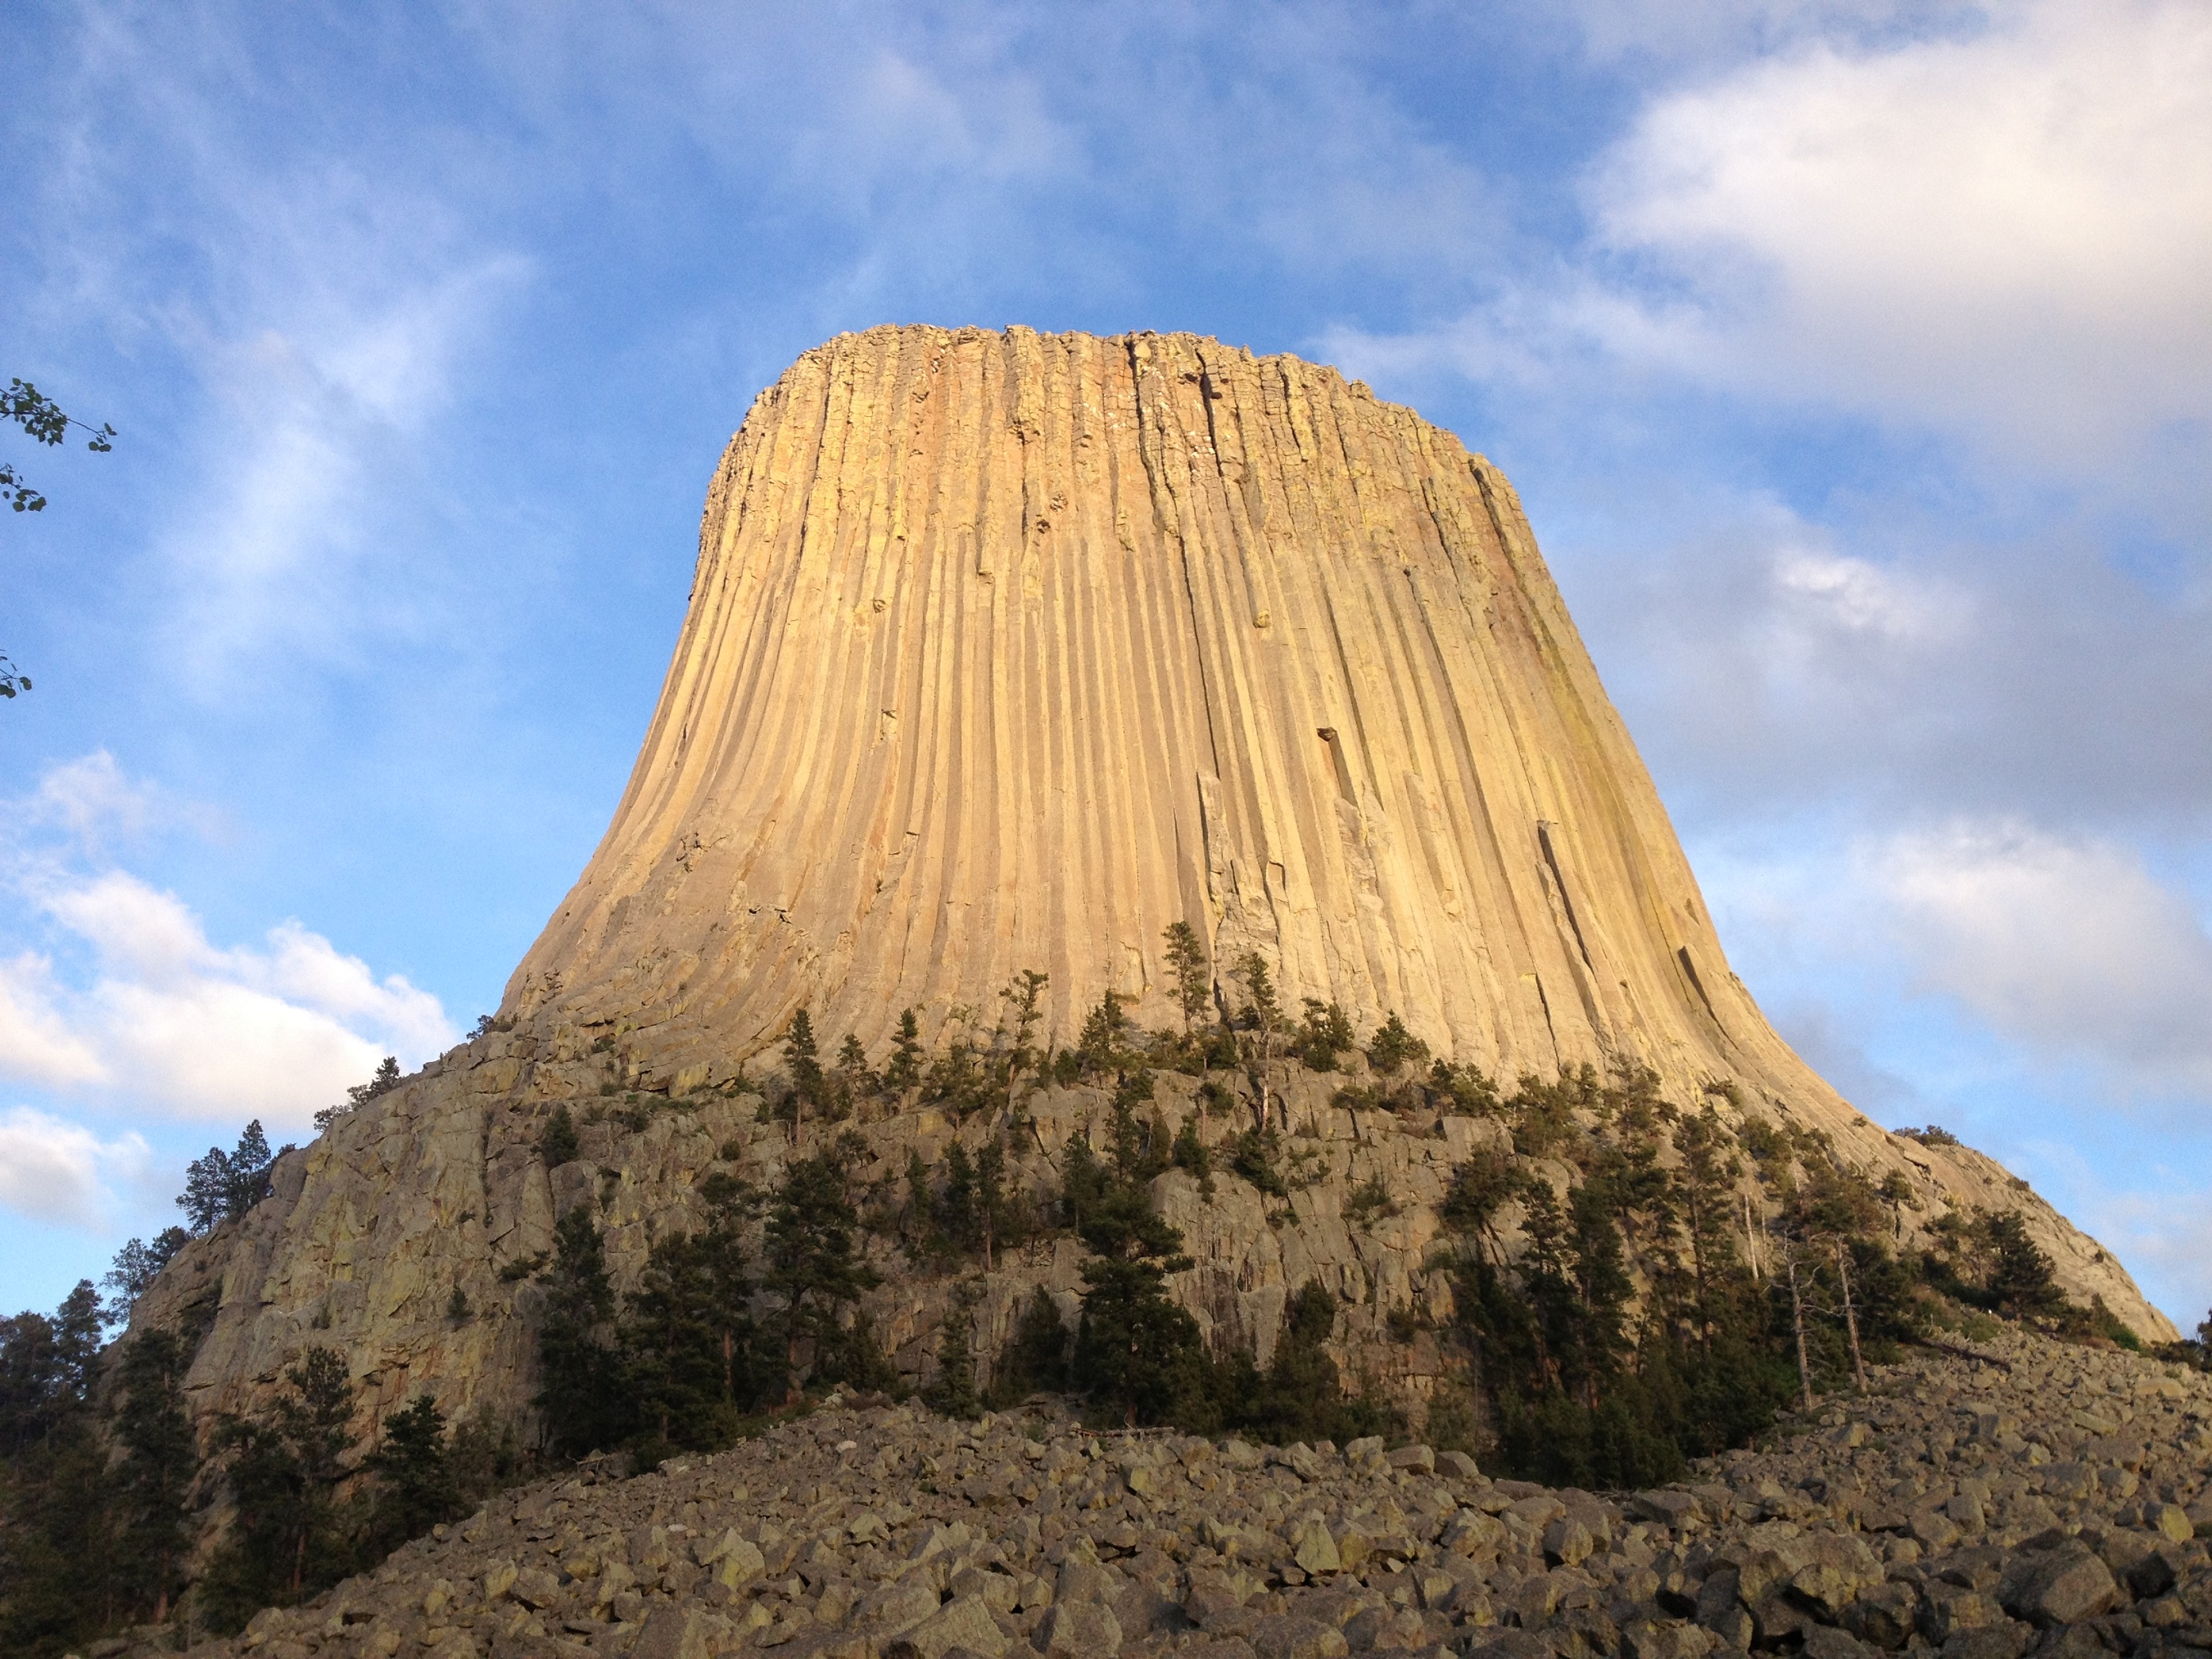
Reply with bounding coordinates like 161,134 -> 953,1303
1234,953 -> 1285,1129
1366,1010 -> 1428,1075
538,1103 -> 580,1167
1244,1280 -> 1385,1445
177,1122 -> 276,1234
534,1209 -> 631,1457
623,1173 -> 760,1449
103,1228 -> 191,1319
0,1284 -> 122,1655
938,1143 -> 980,1256
362,1397 -> 462,1558
925,1280 -> 982,1419
1069,1140 -> 1204,1427
885,1008 -> 925,1092
1075,989 -> 1132,1081
833,1034 -> 878,1114
784,1008 -> 825,1140
988,1287 -> 1071,1404
1298,999 -> 1354,1070
111,1328 -> 198,1622
1000,969 -> 1050,1082
1161,922 -> 1211,1035
763,1151 -> 881,1397
1983,1211 -> 2064,1318
905,1150 -> 937,1253
200,1346 -> 359,1629
975,1134 -> 1013,1268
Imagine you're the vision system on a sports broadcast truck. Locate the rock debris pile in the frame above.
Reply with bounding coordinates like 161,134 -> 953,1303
166,1331 -> 2212,1659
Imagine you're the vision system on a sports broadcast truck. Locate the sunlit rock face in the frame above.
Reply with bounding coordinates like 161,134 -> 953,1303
508,324 -> 1802,1103
132,328 -> 2175,1450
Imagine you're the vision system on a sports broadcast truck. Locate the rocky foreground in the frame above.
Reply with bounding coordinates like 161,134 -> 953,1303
163,1333 -> 2210,1659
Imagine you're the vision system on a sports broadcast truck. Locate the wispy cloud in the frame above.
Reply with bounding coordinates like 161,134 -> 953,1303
0,1107 -> 154,1231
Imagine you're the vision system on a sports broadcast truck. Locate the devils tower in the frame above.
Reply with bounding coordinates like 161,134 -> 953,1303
509,324 -> 1803,1109
128,324 -> 2172,1470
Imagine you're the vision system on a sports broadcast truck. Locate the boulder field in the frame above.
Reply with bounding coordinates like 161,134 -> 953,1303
150,1331 -> 2211,1659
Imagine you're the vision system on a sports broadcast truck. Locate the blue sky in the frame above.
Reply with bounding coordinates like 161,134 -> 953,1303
3,0 -> 2207,1328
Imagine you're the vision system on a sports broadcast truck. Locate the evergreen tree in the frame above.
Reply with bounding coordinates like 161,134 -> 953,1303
1161,922 -> 1211,1035
1983,1212 -> 2065,1318
885,1008 -> 925,1092
1233,953 -> 1286,1128
1075,989 -> 1133,1081
1000,969 -> 1051,1082
1243,1280 -> 1389,1445
925,1280 -> 982,1419
111,1328 -> 198,1623
784,1008 -> 825,1138
1366,1011 -> 1428,1075
905,1149 -> 938,1253
938,1143 -> 980,1256
1170,1115 -> 1212,1186
1297,999 -> 1354,1071
1068,1141 -> 1204,1427
622,1173 -> 761,1449
763,1150 -> 881,1396
200,1346 -> 359,1630
534,1209 -> 631,1457
178,1122 -> 275,1234
0,1284 -> 119,1657
103,1228 -> 191,1318
361,1397 -> 462,1559
1107,1072 -> 1167,1183
988,1287 -> 1071,1404
833,1034 -> 878,1113
538,1103 -> 580,1167
975,1134 -> 1014,1268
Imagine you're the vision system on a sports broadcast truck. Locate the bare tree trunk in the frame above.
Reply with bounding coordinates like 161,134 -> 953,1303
1834,1236 -> 1868,1391
1786,1252 -> 1814,1412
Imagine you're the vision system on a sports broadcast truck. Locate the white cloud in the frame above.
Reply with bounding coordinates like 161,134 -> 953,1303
0,1106 -> 153,1229
1770,548 -> 1955,643
0,954 -> 108,1089
28,750 -> 166,847
2,757 -> 457,1133
1585,0 -> 2212,465
6,868 -> 456,1130
1864,823 -> 2212,1095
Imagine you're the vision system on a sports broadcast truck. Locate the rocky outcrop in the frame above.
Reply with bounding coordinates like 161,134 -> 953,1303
505,325 -> 1846,1114
128,326 -> 2175,1452
156,1330 -> 2212,1659
131,1032 -> 2173,1449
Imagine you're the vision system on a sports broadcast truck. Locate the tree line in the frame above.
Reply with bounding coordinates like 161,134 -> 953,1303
0,1284 -> 513,1654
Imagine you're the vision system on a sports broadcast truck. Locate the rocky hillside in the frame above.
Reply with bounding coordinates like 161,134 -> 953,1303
140,1328 -> 2212,1659
124,322 -> 2175,1472
130,1020 -> 2175,1457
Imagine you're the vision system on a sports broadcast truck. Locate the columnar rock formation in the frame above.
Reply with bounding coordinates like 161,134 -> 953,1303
129,327 -> 2176,1455
506,325 -> 1790,1105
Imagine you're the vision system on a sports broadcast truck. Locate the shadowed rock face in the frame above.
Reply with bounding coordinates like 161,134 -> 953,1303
509,324 -> 1812,1107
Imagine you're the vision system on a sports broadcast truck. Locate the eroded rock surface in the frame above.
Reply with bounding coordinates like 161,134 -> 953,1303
151,1331 -> 2212,1659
